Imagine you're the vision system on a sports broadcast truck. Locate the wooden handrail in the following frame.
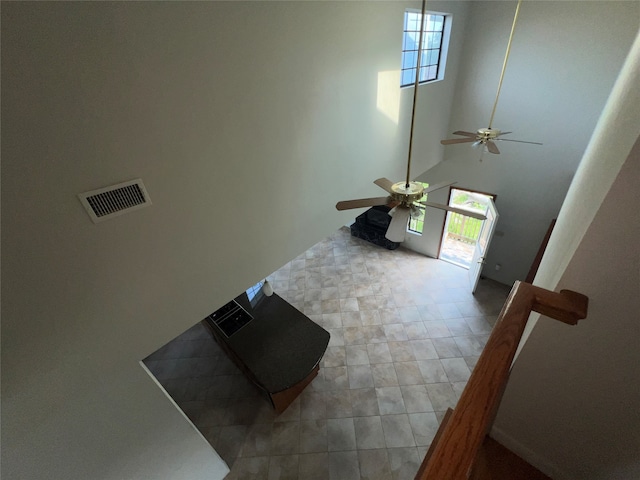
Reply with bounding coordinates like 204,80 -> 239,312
416,281 -> 588,480
525,219 -> 556,283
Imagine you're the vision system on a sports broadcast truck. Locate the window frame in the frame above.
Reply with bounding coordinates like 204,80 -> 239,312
407,182 -> 430,235
400,9 -> 451,88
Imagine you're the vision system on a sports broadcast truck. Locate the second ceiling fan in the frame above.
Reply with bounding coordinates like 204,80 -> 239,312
441,0 -> 542,156
336,0 -> 486,243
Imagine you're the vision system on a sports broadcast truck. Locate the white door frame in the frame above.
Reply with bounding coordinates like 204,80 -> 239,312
468,198 -> 499,293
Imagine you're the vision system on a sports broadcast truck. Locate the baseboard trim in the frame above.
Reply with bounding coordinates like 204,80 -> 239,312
490,425 -> 571,480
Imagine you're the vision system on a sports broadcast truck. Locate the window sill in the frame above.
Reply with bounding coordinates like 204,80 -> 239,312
400,77 -> 445,89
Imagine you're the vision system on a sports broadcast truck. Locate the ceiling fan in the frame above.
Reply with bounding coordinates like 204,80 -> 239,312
441,0 -> 542,156
335,0 -> 487,243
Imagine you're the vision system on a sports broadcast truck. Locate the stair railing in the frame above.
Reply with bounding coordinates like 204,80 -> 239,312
415,281 -> 588,480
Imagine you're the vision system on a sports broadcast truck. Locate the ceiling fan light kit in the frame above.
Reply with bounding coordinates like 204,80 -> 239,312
335,0 -> 486,243
440,0 -> 542,157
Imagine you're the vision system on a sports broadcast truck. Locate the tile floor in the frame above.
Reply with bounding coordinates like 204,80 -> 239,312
144,227 -> 511,480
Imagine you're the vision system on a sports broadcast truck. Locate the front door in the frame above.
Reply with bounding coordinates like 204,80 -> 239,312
468,198 -> 499,293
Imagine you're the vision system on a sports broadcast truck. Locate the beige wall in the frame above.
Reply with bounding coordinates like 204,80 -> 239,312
493,30 -> 640,479
1,2 -> 468,478
4,2 -> 637,478
495,137 -> 640,479
408,1 -> 639,286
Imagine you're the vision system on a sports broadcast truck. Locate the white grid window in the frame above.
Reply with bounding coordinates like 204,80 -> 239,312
401,11 -> 447,87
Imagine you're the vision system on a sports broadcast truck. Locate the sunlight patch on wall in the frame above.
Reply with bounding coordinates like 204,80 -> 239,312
377,70 -> 401,124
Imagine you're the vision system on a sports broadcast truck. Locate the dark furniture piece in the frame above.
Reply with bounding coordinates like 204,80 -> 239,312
204,292 -> 329,413
350,205 -> 400,250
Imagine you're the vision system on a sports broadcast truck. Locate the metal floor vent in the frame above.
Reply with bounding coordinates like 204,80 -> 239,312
78,179 -> 151,223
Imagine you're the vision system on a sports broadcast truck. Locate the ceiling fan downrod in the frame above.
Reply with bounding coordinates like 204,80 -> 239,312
439,0 -> 541,156
405,0 -> 428,189
488,0 -> 523,130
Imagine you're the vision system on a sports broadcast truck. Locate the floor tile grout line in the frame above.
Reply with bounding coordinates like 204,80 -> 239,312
143,227 -> 510,479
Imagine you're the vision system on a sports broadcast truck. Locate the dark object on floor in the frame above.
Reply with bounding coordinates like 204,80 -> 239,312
350,205 -> 400,250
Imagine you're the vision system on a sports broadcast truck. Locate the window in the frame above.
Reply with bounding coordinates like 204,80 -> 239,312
246,280 -> 264,303
408,183 -> 429,234
401,11 -> 448,87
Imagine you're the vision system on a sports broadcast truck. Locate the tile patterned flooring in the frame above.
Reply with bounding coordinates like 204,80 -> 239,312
144,227 -> 511,480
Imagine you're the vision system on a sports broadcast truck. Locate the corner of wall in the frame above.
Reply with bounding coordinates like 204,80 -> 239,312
489,425 -> 571,480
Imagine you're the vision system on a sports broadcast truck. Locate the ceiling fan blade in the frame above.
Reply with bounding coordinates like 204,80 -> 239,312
486,140 -> 500,154
497,138 -> 543,145
374,177 -> 395,193
452,131 -> 478,137
385,206 -> 411,242
421,201 -> 487,220
336,196 -> 391,211
496,131 -> 512,137
441,137 -> 477,145
424,181 -> 457,194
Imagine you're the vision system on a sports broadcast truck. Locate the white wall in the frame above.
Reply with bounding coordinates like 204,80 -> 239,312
491,29 -> 640,479
393,2 -> 471,186
407,1 -> 639,285
494,136 -> 640,479
1,2 -> 468,478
